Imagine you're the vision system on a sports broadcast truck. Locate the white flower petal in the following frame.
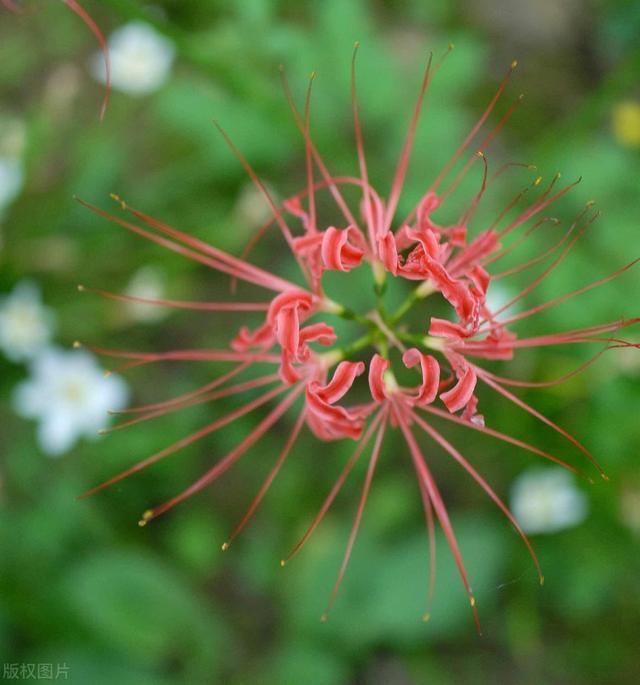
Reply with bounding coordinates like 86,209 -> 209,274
510,467 -> 588,534
37,414 -> 79,457
90,21 -> 175,96
12,346 -> 129,457
0,280 -> 55,362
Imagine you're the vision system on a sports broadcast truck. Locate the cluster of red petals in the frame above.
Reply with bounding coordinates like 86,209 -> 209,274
229,180 -> 515,439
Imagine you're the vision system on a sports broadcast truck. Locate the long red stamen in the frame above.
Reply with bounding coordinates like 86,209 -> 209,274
222,408 -> 307,550
101,373 -> 281,433
281,410 -> 385,565
118,197 -> 301,292
75,342 -> 280,365
78,284 -> 269,312
428,60 -> 518,196
418,403 -> 587,479
483,216 -> 562,275
417,478 -> 437,622
279,66 -> 361,231
496,175 -> 581,240
488,206 -> 598,320
138,384 -> 305,523
351,42 -> 375,248
76,198 -> 298,293
410,411 -> 543,585
113,361 -> 251,416
482,258 -> 640,331
383,53 -> 433,234
476,369 -> 607,480
63,0 -> 111,120
440,93 -> 525,206
304,72 -> 318,235
80,382 -> 292,500
321,408 -> 388,621
398,412 -> 481,634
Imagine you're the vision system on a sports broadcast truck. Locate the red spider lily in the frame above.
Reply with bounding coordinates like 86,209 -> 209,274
2,0 -> 110,119
75,45 -> 639,631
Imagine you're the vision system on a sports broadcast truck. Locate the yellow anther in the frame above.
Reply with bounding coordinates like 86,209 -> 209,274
72,341 -> 82,348
110,193 -> 127,210
138,509 -> 153,527
470,595 -> 476,607
221,542 -> 229,552
422,612 -> 431,623
511,60 -> 518,69
319,613 -> 328,623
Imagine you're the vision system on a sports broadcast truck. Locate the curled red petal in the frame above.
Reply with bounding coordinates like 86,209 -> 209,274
428,317 -> 472,340
305,361 -> 366,440
402,348 -> 440,405
368,353 -> 390,402
377,232 -> 399,275
231,322 -> 274,352
440,358 -> 477,413
321,226 -> 366,272
299,322 -> 336,347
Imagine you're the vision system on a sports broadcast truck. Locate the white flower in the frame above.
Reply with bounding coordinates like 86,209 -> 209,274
90,21 -> 175,96
124,265 -> 168,323
0,157 -> 24,216
13,347 -> 128,456
0,117 -> 26,216
0,281 -> 55,362
484,281 -> 517,317
510,467 -> 588,534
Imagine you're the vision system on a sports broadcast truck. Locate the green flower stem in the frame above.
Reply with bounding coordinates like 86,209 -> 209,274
389,280 -> 436,325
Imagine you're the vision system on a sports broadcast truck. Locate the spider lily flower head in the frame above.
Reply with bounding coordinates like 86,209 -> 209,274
75,45 -> 639,631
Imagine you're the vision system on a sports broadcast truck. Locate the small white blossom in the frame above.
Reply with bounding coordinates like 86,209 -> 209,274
0,117 -> 26,216
0,158 -> 23,216
510,467 -> 588,534
90,21 -> 175,95
13,347 -> 128,456
0,281 -> 55,362
124,265 -> 168,323
484,281 -> 518,317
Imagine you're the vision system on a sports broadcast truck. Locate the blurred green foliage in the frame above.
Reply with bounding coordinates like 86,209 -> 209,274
1,1 -> 640,683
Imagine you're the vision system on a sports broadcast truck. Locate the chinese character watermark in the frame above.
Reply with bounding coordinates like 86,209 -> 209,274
2,663 -> 70,680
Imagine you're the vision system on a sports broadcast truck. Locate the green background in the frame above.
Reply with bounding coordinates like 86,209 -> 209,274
1,1 -> 639,683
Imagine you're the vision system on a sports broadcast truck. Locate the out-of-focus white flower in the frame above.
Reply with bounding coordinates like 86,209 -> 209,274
0,281 -> 55,362
0,158 -> 23,216
90,21 -> 175,96
510,467 -> 588,534
13,347 -> 128,456
485,281 -> 517,316
124,265 -> 168,323
0,117 -> 26,216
